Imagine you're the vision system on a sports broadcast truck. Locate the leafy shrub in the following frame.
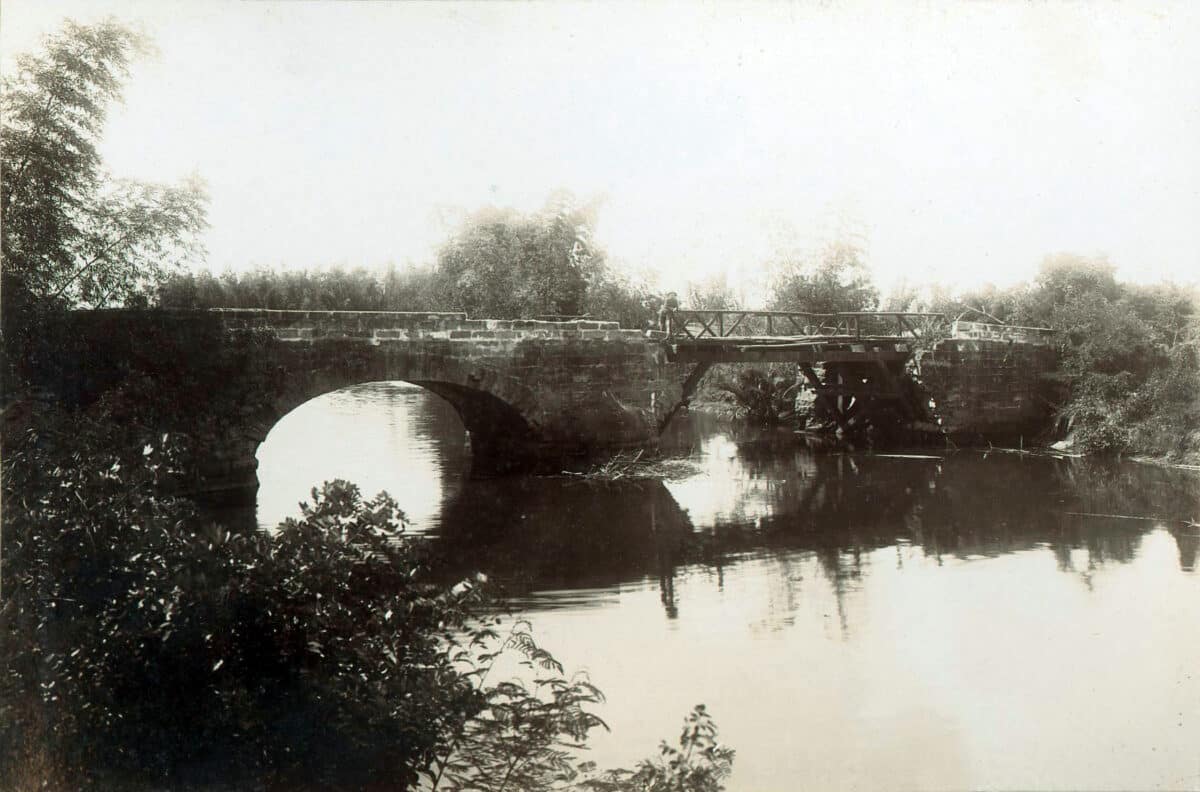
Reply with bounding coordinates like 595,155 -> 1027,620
424,621 -> 609,791
582,705 -> 735,792
1,410 -> 490,789
714,367 -> 795,425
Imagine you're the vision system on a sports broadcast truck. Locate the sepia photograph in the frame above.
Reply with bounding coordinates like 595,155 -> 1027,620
2,1 -> 1198,790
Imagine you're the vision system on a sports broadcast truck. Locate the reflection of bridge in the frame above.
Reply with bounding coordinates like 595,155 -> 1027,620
425,443 -> 1200,620
54,308 -> 1057,501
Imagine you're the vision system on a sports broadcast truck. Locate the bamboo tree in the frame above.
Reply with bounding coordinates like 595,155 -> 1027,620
1,18 -> 207,308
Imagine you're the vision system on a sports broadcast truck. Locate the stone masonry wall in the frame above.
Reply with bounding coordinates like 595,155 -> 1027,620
949,319 -> 1058,346
913,336 -> 1059,439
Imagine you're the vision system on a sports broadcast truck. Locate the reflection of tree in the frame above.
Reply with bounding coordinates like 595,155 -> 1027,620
745,453 -> 1190,564
430,445 -> 1198,622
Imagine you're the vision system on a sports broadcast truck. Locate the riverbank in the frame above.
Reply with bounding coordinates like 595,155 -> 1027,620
1129,454 -> 1200,472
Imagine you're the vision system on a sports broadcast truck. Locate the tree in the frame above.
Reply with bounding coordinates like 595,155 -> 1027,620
433,195 -> 604,318
1,18 -> 207,309
1034,253 -> 1121,306
686,272 -> 740,311
580,264 -> 656,328
1124,281 -> 1198,347
767,240 -> 878,314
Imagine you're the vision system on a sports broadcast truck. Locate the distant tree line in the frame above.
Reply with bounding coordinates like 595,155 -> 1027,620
156,196 -> 659,329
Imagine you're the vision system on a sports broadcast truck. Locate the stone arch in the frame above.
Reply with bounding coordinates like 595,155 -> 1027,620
44,309 -> 680,505
206,347 -> 548,503
263,349 -> 542,464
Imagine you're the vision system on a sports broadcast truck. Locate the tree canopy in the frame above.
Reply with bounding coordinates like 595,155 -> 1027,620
1,18 -> 207,309
433,195 -> 603,318
767,239 -> 879,314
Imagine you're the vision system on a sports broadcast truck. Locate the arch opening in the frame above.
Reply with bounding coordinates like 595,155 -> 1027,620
256,377 -> 539,479
198,359 -> 545,507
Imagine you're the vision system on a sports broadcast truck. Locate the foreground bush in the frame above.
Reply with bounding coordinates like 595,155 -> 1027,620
1,407 -> 491,788
1,409 -> 734,790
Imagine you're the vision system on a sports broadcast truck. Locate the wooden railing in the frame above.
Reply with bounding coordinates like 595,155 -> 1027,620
668,310 -> 947,340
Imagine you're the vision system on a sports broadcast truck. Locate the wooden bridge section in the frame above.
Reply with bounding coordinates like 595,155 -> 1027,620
669,309 -> 945,342
665,311 -> 948,431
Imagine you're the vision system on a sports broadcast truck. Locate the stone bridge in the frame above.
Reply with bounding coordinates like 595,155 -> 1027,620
40,309 -> 1060,505
50,309 -> 700,503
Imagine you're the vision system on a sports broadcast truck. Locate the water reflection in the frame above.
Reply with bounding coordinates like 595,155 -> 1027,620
249,383 -> 1200,791
254,382 -> 470,529
429,427 -> 1197,620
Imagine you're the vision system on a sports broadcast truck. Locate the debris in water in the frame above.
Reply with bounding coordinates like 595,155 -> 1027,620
873,454 -> 942,460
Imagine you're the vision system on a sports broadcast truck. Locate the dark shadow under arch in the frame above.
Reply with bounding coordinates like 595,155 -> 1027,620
411,380 -> 537,474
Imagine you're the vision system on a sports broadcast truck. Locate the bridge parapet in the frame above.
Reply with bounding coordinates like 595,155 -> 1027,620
949,320 -> 1057,346
207,309 -> 650,343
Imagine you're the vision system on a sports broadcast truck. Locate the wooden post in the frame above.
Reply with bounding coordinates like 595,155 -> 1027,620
657,361 -> 713,434
836,366 -> 846,416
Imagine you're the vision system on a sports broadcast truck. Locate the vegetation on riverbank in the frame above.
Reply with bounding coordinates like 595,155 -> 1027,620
892,256 -> 1200,462
688,252 -> 1198,463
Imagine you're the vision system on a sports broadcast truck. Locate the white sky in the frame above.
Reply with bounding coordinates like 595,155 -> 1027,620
3,1 -> 1199,298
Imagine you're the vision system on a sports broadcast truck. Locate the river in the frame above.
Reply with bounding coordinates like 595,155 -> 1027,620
252,382 -> 1200,791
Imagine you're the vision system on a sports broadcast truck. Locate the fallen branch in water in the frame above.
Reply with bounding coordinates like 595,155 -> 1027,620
985,443 -> 1082,459
560,450 -> 701,481
1065,511 -> 1197,528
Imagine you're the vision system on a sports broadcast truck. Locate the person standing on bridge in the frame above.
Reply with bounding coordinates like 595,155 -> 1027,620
658,291 -> 679,334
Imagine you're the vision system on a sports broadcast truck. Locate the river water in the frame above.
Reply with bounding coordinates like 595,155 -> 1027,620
254,382 -> 1200,791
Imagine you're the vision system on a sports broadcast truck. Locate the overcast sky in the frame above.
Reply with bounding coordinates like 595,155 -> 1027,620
4,1 -> 1198,297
